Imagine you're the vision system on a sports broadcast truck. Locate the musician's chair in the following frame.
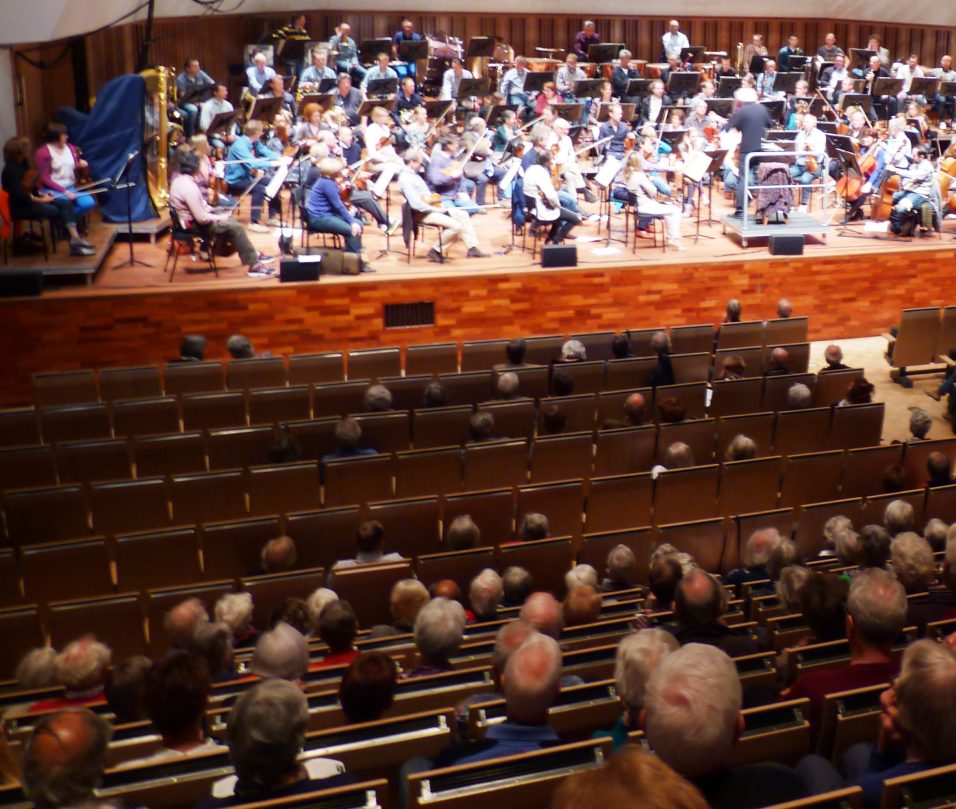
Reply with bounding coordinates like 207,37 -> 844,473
400,201 -> 443,263
292,186 -> 343,251
164,208 -> 219,282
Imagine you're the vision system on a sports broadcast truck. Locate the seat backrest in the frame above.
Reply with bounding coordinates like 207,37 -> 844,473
0,605 -> 45,679
593,425 -> 657,477
523,335 -> 564,365
443,488 -> 515,546
840,443 -> 904,499
925,483 -> 956,527
366,495 -> 441,559
710,377 -> 764,417
394,446 -> 463,498
508,365 -> 550,400
0,548 -> 22,609
405,342 -> 458,376
115,526 -> 202,592
206,425 -> 274,470
794,498 -> 863,559
415,547 -> 497,594
657,516 -> 729,574
586,473 -> 654,534
714,346 -> 764,378
312,381 -> 369,419
133,431 -> 206,477
242,568 -> 327,629
890,307 -> 941,369
111,396 -> 181,438
517,480 -> 585,540
765,342 -> 811,373
716,412 -> 775,460
181,391 -> 247,431
669,324 -> 714,355
461,339 -> 509,372
829,403 -> 884,450
287,352 -> 345,386
40,402 -> 112,443
0,444 -> 57,491
529,432 -> 593,483
33,369 -> 99,407
48,593 -> 147,660
779,451 -> 845,509
558,360 -> 606,394
201,515 -> 282,581
671,352 -> 712,384
762,373 -> 816,412
717,320 -> 766,351
605,355 -> 660,393
412,405 -> 473,449
481,399 -> 536,441
286,506 -> 362,571
439,371 -> 495,407
731,697 -> 811,767
718,456 -> 784,517
902,437 -> 956,489
145,580 -> 234,658
860,488 -> 925,529
817,683 -> 885,765
654,464 -> 720,524
323,454 -> 394,506
537,394 -> 596,433
98,366 -> 163,402
247,385 -> 312,426
813,368 -> 864,408
225,357 -> 287,390
774,407 -> 833,457
163,361 -> 225,396
0,407 -> 40,448
765,317 -> 809,346
285,416 -> 339,461
247,461 -> 321,515
330,561 -> 414,627
658,417 -> 716,464
498,537 -> 574,597
880,761 -> 956,809
352,410 -> 411,453
21,537 -> 113,604
578,527 -> 654,584
376,375 -> 434,412
464,439 -> 528,491
170,469 -> 247,525
347,347 -> 402,381
3,483 -> 90,548
55,438 -> 132,484
654,382 -> 708,419
89,477 -> 170,535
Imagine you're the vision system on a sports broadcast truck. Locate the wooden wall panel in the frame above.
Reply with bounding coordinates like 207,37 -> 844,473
0,245 -> 953,408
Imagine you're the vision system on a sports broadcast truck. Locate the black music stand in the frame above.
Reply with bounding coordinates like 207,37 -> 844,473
839,93 -> 873,117
573,79 -> 605,98
179,81 -> 216,107
205,110 -> 240,139
398,40 -> 429,63
483,103 -> 517,125
317,77 -> 337,93
941,81 -> 956,98
833,147 -> 863,234
788,55 -> 809,72
749,55 -> 769,75
625,79 -> 652,98
680,46 -> 706,65
359,38 -> 393,63
357,98 -> 397,118
114,150 -> 150,270
764,130 -> 796,142
659,128 -> 688,149
908,77 -> 939,99
297,93 -> 336,111
551,102 -> 585,123
759,98 -> 786,124
523,72 -> 556,94
825,133 -> 855,159
588,43 -> 624,64
596,102 -> 636,122
872,78 -> 903,97
425,99 -> 454,119
367,78 -> 398,97
248,96 -> 284,123
466,37 -> 495,58
849,49 -> 876,71
667,71 -> 701,99
774,72 -> 804,96
718,77 -> 741,98
704,98 -> 734,118
457,77 -> 490,99
816,121 -> 838,135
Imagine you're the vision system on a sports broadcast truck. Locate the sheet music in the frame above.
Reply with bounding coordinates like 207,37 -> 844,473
594,156 -> 623,188
371,164 -> 398,198
682,150 -> 713,184
264,156 -> 293,200
500,157 -> 520,190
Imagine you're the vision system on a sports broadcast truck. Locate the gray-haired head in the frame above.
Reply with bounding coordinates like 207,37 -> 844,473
470,568 -> 504,619
446,514 -> 480,550
743,527 -> 782,569
215,592 -> 254,636
519,512 -> 549,541
925,518 -> 949,552
363,383 -> 393,412
190,621 -> 234,679
662,441 -> 695,469
776,299 -> 792,318
787,383 -> 812,409
250,622 -> 309,681
414,597 -> 466,664
520,591 -> 563,639
227,679 -> 309,793
884,499 -> 915,537
615,629 -> 679,713
54,638 -> 112,693
16,647 -> 58,690
606,544 -> 637,588
725,433 -> 758,461
860,524 -> 892,568
847,567 -> 907,647
766,538 -> 797,580
305,587 -> 338,633
910,407 -> 932,439
651,330 -> 671,354
894,639 -> 956,760
227,334 -> 254,359
334,416 -> 362,450
561,340 -> 587,361
492,620 -> 537,679
496,372 -> 520,399
890,532 -> 936,593
824,344 -> 844,367
725,299 -> 742,322
565,563 -> 598,591
503,566 -> 533,606
775,565 -> 811,612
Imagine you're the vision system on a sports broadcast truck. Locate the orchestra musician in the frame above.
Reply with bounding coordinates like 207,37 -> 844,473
903,101 -> 930,140
790,113 -> 827,211
169,150 -> 274,276
685,100 -> 723,149
461,117 -> 508,206
535,82 -> 559,116
245,52 -> 276,95
715,55 -> 737,81
662,20 -> 690,62
305,157 -> 376,272
35,122 -> 96,219
336,124 -> 361,165
523,150 -> 581,244
832,77 -> 859,111
398,149 -> 490,261
440,59 -> 476,113
894,54 -> 926,105
689,79 -> 716,109
190,134 -> 234,208
866,36 -> 891,69
640,79 -> 672,126
622,151 -> 684,249
296,103 -> 324,146
272,14 -> 310,76
757,60 -> 784,99
260,75 -> 296,118
742,35 -> 769,75
573,21 -> 600,60
265,112 -> 298,156
299,48 -> 337,84
363,106 -> 403,173
361,53 -> 399,97
786,80 -> 813,127
493,110 -> 520,154
822,54 -> 849,101
333,74 -> 363,126
865,55 -> 898,119
817,33 -> 844,60
394,77 -> 423,124
886,145 -> 935,236
777,35 -> 804,73
548,117 -> 597,203
931,55 -> 956,125
200,85 -> 237,151
2,136 -> 95,256
392,18 -> 422,77
599,103 -> 631,160
426,134 -> 481,214
176,58 -> 215,137
224,119 -> 283,232
557,54 -> 587,102
588,82 -> 616,136
329,23 -> 366,84
612,50 -> 642,104
500,56 -> 531,118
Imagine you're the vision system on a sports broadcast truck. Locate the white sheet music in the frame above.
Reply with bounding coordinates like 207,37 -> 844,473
594,156 -> 623,188
371,165 -> 397,198
264,156 -> 293,200
500,157 -> 521,190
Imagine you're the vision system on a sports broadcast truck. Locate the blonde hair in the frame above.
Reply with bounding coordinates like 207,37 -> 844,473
189,133 -> 211,156
319,157 -> 345,177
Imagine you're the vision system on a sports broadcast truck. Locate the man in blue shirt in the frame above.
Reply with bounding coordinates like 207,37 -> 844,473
305,157 -> 373,272
224,120 -> 282,231
245,52 -> 276,95
333,74 -> 363,126
392,18 -> 422,78
329,23 -> 366,84
176,58 -> 215,137
361,53 -> 399,97
299,48 -> 337,85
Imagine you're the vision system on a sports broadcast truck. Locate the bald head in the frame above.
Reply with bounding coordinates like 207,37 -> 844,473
769,347 -> 789,370
261,535 -> 297,573
624,393 -> 646,425
164,598 -> 209,649
519,592 -> 564,638
430,578 -> 462,602
501,633 -> 562,724
675,569 -> 722,628
492,620 -> 537,680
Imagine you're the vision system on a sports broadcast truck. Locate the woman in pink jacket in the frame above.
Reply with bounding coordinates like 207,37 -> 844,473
34,122 -> 96,217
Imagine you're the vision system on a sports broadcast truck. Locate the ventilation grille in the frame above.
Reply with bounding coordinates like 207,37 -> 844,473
384,301 -> 435,328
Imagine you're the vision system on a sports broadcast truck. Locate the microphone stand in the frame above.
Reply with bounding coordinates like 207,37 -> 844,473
115,149 -> 151,269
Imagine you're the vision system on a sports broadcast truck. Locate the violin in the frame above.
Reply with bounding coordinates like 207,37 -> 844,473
550,143 -> 562,191
74,146 -> 91,186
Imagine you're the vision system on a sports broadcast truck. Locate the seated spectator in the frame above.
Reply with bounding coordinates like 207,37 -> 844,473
493,338 -> 539,372
924,517 -> 949,551
602,544 -> 638,592
363,383 -> 393,411
840,376 -> 875,405
645,554 -> 684,613
775,565 -> 811,612
592,629 -> 679,748
520,592 -> 563,639
468,410 -> 500,442
551,368 -> 575,396
165,597 -> 210,652
725,433 -> 758,460
322,417 -> 377,463
603,391 -> 647,428
422,381 -> 448,407
649,331 -> 675,387
16,647 -> 57,690
907,407 -> 932,441
29,638 -> 111,714
502,566 -> 533,607
882,464 -> 906,493
120,652 -> 220,768
227,334 -> 255,359
651,441 -> 695,478
884,499 -> 915,537
104,655 -> 152,723
405,598 -> 466,678
260,536 -> 297,574
565,563 -> 598,591
784,568 -> 905,737
724,298 -> 742,323
305,587 -> 338,633
554,745 -> 709,808
175,333 -> 207,362
445,514 -> 481,550
563,585 -> 602,627
658,396 -> 686,423
787,382 -> 812,409
198,680 -> 353,807
270,597 -> 310,635
519,512 -> 549,542
469,568 -> 503,622
433,634 -> 562,766
764,347 -> 791,376
558,339 -> 587,363
611,333 -> 634,359
801,572 -> 850,643
725,527 -> 783,586
250,622 -> 309,682
312,600 -> 359,669
429,578 -> 464,604
860,524 -> 892,568
339,652 -> 398,723
892,532 -> 952,629
717,354 -> 747,380
332,520 -> 403,570
21,709 -> 111,809
370,579 -> 429,637
192,622 -> 243,682
927,452 -> 955,487
822,344 -> 849,370
540,404 -> 567,434
492,371 -> 522,400
267,426 -> 302,462
826,515 -> 862,565
215,592 -> 259,648
766,538 -> 798,581
777,298 -> 793,318
669,569 -> 759,657
644,644 -> 807,808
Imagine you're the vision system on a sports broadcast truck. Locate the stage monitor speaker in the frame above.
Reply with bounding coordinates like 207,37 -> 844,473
768,234 -> 804,255
541,244 -> 578,267
279,256 -> 322,283
0,270 -> 43,297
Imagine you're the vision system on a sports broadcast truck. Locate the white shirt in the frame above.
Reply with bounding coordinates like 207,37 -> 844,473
795,127 -> 827,163
662,31 -> 690,60
882,132 -> 912,167
199,97 -> 235,134
48,144 -> 75,188
117,738 -> 222,770
212,757 -> 347,799
523,163 -> 560,221
364,122 -> 393,159
546,132 -> 575,165
440,68 -> 474,101
894,63 -> 924,93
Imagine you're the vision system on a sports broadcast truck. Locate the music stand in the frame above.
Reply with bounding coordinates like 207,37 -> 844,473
551,102 -> 585,123
297,93 -> 336,111
666,71 -> 701,98
759,98 -> 786,124
457,77 -> 490,99
249,96 -> 284,122
398,40 -> 429,63
825,133 -> 855,159
839,93 -> 873,116
849,49 -> 876,70
749,55 -> 769,75
659,128 -> 688,149
523,72 -> 556,94
763,130 -> 796,141
788,55 -> 809,72
466,37 -> 496,58
367,78 -> 398,97
834,147 -> 862,234
680,46 -> 706,64
318,78 -> 337,93
573,79 -> 605,98
941,81 -> 956,98
596,102 -> 635,122
483,103 -> 517,125
425,99 -> 454,119
205,110 -> 240,139
656,104 -> 678,125
359,38 -> 393,63
691,148 -> 727,235
903,129 -> 922,149
625,79 -> 652,98
816,121 -> 838,135
872,78 -> 903,97
114,150 -> 150,270
718,77 -> 741,98
705,98 -> 734,117
774,72 -> 804,96
179,81 -> 216,107
588,43 -> 624,64
808,97 -> 829,117
357,98 -> 397,118
908,77 -> 939,98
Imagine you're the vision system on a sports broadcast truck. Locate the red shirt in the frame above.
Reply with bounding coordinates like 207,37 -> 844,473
308,649 -> 359,671
29,693 -> 105,714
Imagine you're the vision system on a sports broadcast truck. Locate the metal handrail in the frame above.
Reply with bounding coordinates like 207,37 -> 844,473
739,149 -> 830,226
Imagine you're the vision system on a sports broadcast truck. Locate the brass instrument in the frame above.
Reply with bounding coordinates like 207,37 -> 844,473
296,81 -> 322,104
736,42 -> 744,75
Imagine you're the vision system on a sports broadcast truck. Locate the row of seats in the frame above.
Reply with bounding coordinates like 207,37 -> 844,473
26,318 -> 810,407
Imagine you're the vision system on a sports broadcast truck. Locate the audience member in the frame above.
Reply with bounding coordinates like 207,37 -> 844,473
422,381 -> 448,407
649,331 -> 675,387
227,334 -> 255,359
822,344 -> 849,370
363,383 -> 393,411
776,299 -> 793,318
764,347 -> 791,376
191,622 -> 241,682
766,538 -> 798,580
519,512 -> 549,541
468,410 -> 499,442
644,644 -> 807,808
787,383 -> 812,409
652,441 -> 695,477
892,531 -> 951,628
339,652 -> 398,723
215,592 -> 259,648
924,517 -> 949,551
884,499 -> 915,536
725,433 -> 758,460
565,563 -> 598,591
16,647 -> 57,690
775,565 -> 811,612
165,597 -> 209,652
176,334 -> 207,362
333,520 -> 403,570
445,514 -> 481,550
658,396 -> 686,423
493,338 -> 537,372
801,572 -> 850,643
267,427 -> 302,462
520,592 -> 564,639
104,655 -> 152,724
470,568 -> 504,621
670,569 -> 759,656
841,377 -> 875,405
370,578 -> 429,637
603,391 -> 647,427
198,680 -> 353,807
322,417 -> 377,462
927,452 -> 955,487
724,298 -> 742,323
540,403 -> 567,434
717,354 -> 747,380
21,709 -> 111,809
493,371 -> 521,400
908,407 -> 932,441
551,368 -> 575,395
259,536 -> 297,574
305,587 -> 338,634
559,339 -> 587,362
725,528 -> 782,586
882,464 -> 906,493
563,585 -> 602,627
313,600 -> 360,669
611,333 -> 634,359
29,638 -> 111,713
860,524 -> 892,568
602,544 -> 638,592
270,597 -> 310,635
405,597 -> 466,678
502,566 -> 533,607
828,515 -> 862,564
646,554 -> 684,612
250,622 -> 309,682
